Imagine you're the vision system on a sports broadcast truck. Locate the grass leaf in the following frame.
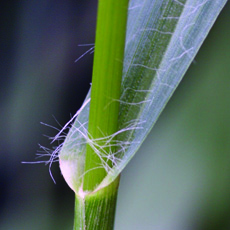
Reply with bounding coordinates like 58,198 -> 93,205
59,0 -> 227,192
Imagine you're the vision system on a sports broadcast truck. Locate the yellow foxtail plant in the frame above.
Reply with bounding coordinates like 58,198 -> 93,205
45,0 -> 227,229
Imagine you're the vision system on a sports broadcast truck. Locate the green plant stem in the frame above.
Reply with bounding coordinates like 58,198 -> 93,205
83,0 -> 129,191
73,0 -> 129,229
74,176 -> 120,230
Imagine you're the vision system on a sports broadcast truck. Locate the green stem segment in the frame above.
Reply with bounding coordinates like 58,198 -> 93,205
74,176 -> 120,230
83,0 -> 129,191
73,0 -> 129,229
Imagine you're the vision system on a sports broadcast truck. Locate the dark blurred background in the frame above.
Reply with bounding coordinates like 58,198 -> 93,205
0,1 -> 229,229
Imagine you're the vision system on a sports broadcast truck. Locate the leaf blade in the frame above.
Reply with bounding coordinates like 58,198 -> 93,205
59,0 -> 228,192
100,0 -> 227,188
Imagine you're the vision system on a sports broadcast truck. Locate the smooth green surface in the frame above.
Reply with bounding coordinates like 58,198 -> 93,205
74,176 -> 120,230
83,0 -> 129,191
73,0 -> 128,229
74,194 -> 85,229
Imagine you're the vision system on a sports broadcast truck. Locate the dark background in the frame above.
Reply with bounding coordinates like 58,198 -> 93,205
0,1 -> 230,229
